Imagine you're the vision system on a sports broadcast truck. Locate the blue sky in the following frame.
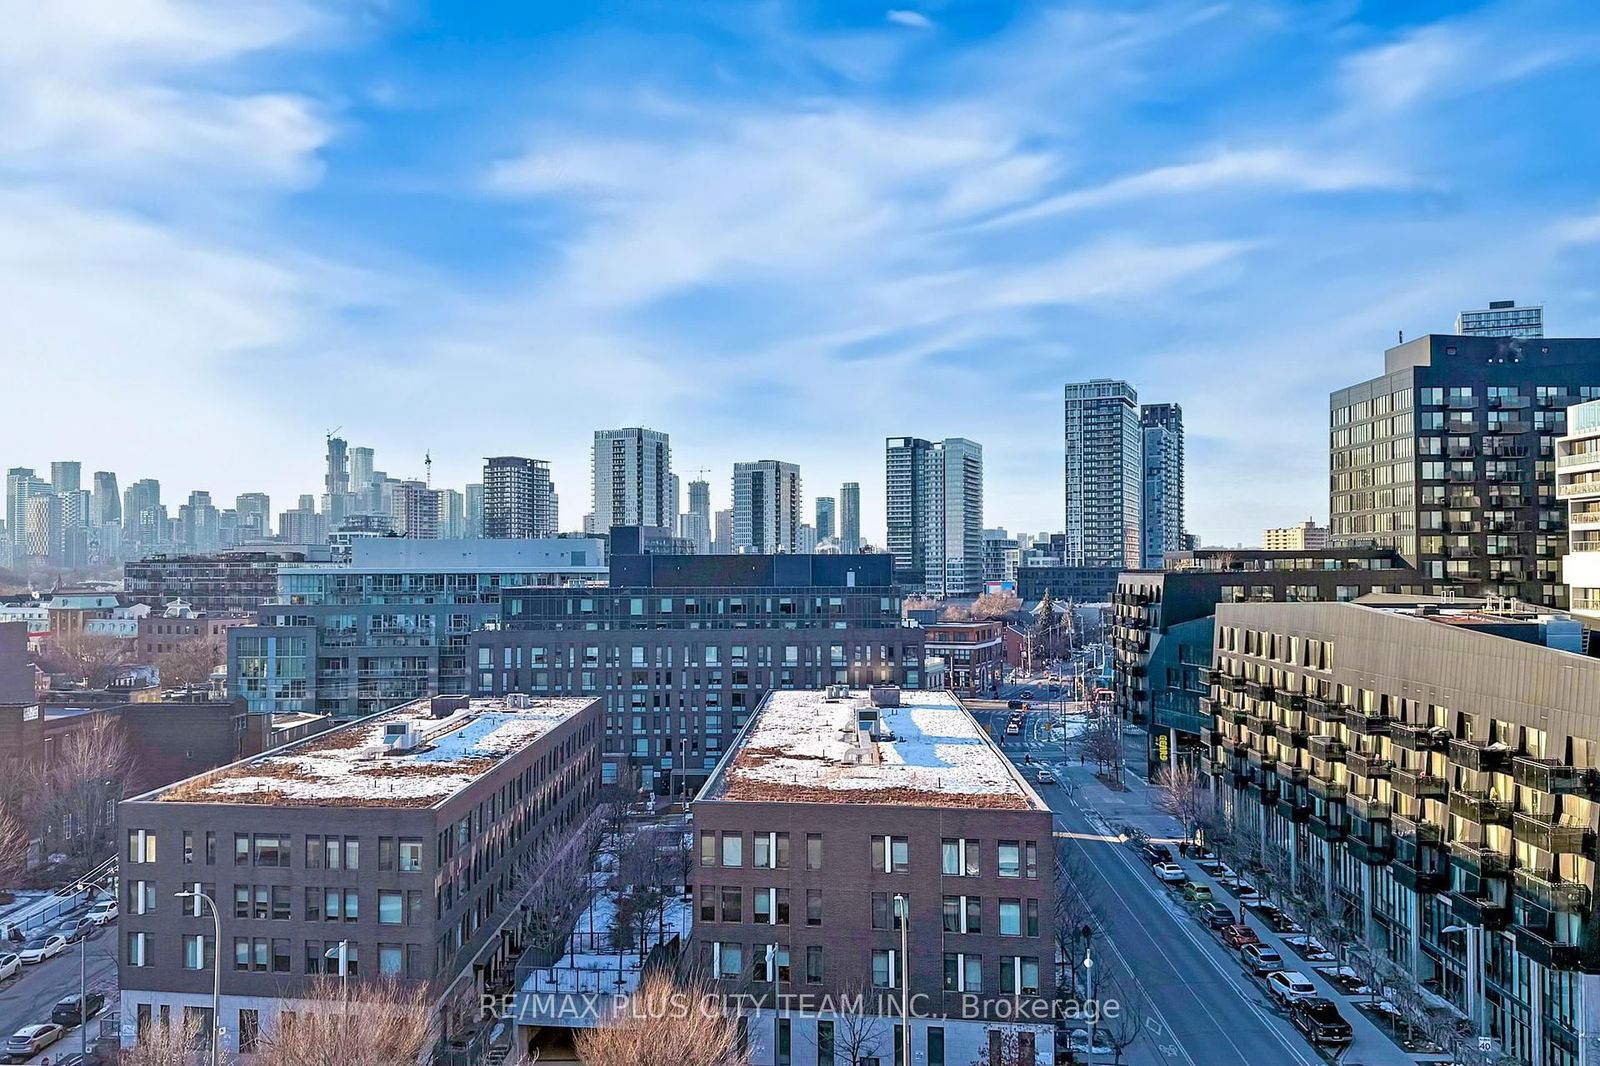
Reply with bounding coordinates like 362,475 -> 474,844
6,0 -> 1600,545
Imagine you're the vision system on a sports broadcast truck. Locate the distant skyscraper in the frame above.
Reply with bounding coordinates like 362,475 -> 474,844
279,501 -> 326,545
732,460 -> 802,554
7,467 -> 48,557
681,478 -> 712,554
391,481 -> 442,539
591,428 -> 672,530
839,482 -> 861,553
1456,299 -> 1543,339
712,509 -> 734,555
122,479 -> 163,546
92,471 -> 120,528
323,436 -> 354,522
350,441 -> 374,505
50,461 -> 81,495
815,497 -> 836,542
438,488 -> 465,538
668,474 -> 681,530
25,494 -> 63,564
797,523 -> 818,554
181,491 -> 220,551
1064,380 -> 1142,569
483,457 -> 558,538
885,437 -> 984,597
236,493 -> 272,539
465,483 -> 484,538
1140,403 -> 1185,569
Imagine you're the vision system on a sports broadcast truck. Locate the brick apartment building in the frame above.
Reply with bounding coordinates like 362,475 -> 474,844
691,687 -> 1057,1066
116,693 -> 602,1058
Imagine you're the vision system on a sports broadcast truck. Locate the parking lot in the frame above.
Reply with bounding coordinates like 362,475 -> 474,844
0,908 -> 118,1065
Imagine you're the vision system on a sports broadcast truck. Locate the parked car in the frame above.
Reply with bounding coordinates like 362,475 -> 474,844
1065,1028 -> 1112,1057
1290,997 -> 1353,1045
1220,924 -> 1260,950
1035,770 -> 1055,784
55,916 -> 95,943
53,991 -> 107,1027
1266,970 -> 1319,1006
1241,943 -> 1284,976
86,899 -> 119,926
1140,842 -> 1174,864
4,1023 -> 65,1062
1200,903 -> 1235,929
1180,882 -> 1213,903
1019,691 -> 1033,699
1151,862 -> 1187,883
18,932 -> 67,964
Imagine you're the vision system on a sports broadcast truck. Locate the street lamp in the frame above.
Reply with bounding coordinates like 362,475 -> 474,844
174,890 -> 222,1066
893,893 -> 910,1066
1082,941 -> 1096,1066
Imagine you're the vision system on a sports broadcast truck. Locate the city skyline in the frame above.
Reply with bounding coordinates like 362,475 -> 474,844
8,3 -> 1600,546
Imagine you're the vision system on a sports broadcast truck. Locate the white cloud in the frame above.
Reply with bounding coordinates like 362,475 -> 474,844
886,10 -> 933,30
1549,207 -> 1600,248
975,147 -> 1407,230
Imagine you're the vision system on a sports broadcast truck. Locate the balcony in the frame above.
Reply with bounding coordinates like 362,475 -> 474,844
1277,793 -> 1312,823
1514,867 -> 1592,912
1203,668 -> 1226,685
1226,676 -> 1249,693
1308,813 -> 1347,842
1486,420 -> 1531,435
1307,735 -> 1346,762
1450,739 -> 1510,774
1390,722 -> 1449,752
1512,924 -> 1584,971
1513,756 -> 1593,796
1450,790 -> 1513,827
1347,793 -> 1391,822
1276,762 -> 1310,788
1450,840 -> 1511,876
1392,814 -> 1444,845
1346,750 -> 1391,778
1451,891 -> 1512,931
1274,691 -> 1307,713
1347,835 -> 1394,865
1345,709 -> 1391,736
1390,766 -> 1448,799
1393,861 -> 1449,894
1491,395 -> 1531,410
1245,679 -> 1275,701
1513,811 -> 1590,854
1309,777 -> 1348,802
1246,749 -> 1277,774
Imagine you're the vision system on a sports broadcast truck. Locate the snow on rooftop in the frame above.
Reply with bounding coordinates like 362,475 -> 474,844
710,689 -> 1035,809
156,696 -> 593,808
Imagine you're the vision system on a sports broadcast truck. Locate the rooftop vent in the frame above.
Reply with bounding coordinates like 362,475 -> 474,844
824,684 -> 850,701
428,694 -> 470,718
506,693 -> 533,709
870,685 -> 901,708
382,721 -> 422,755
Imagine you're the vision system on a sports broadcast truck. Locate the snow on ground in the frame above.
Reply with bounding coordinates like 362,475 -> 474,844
711,689 -> 1034,807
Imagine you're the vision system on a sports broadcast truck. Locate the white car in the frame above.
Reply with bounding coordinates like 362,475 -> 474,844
1151,862 -> 1187,883
0,953 -> 18,980
1266,970 -> 1319,1005
86,899 -> 119,926
18,933 -> 67,964
5,1023 -> 64,1060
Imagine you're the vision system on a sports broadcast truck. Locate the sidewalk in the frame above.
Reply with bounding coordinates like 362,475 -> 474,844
1049,740 -> 1441,1066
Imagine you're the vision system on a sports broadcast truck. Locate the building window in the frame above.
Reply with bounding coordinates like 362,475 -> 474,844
806,834 -> 823,870
943,953 -> 982,992
721,833 -> 743,868
127,829 -> 155,864
806,889 -> 823,926
714,942 -> 742,979
379,944 -> 404,976
127,931 -> 149,967
700,832 -> 717,867
806,945 -> 824,984
871,949 -> 900,988
754,832 -> 790,869
941,838 -> 979,876
872,835 -> 909,874
399,838 -> 424,872
183,934 -> 214,971
379,891 -> 404,925
999,900 -> 1021,936
943,895 -> 980,934
927,1026 -> 945,1066
1000,956 -> 1040,995
998,841 -> 1021,878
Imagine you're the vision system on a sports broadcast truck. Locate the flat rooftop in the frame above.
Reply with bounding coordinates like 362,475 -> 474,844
149,695 -> 594,808
704,689 -> 1038,809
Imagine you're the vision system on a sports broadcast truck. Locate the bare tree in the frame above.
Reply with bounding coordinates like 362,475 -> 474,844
575,972 -> 749,1066
831,990 -> 888,1066
36,715 -> 132,858
1101,972 -> 1149,1065
1054,846 -> 1100,997
0,806 -> 31,886
510,807 -> 605,959
612,826 -> 684,958
1080,715 -> 1123,777
256,974 -> 437,1066
940,604 -> 975,622
971,591 -> 1023,620
154,636 -> 225,688
1152,763 -> 1208,846
119,1013 -> 203,1066
38,631 -> 135,688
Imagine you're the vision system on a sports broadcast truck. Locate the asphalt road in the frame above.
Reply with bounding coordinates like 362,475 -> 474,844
991,714 -> 1322,1066
0,923 -> 118,1060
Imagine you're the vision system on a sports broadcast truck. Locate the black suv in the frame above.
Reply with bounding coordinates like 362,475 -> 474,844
1140,842 -> 1174,865
1290,997 -> 1352,1046
52,991 -> 106,1027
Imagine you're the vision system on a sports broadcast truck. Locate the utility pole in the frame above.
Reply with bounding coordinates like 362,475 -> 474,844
175,890 -> 222,1066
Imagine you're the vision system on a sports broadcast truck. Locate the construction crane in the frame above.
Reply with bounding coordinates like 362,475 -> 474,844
424,451 -> 432,488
